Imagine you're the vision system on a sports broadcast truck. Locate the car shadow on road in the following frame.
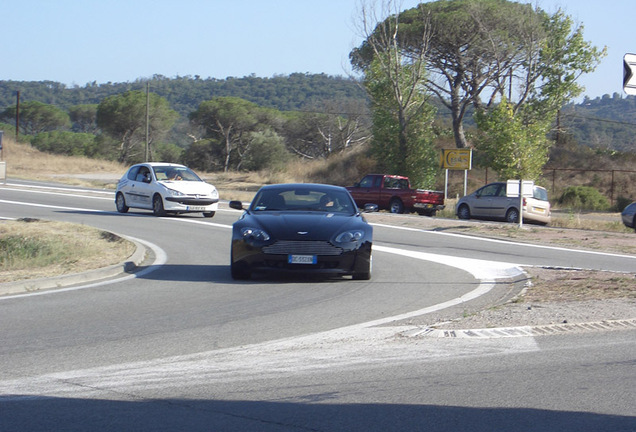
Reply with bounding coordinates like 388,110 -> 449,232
131,263 -> 352,285
2,395 -> 633,432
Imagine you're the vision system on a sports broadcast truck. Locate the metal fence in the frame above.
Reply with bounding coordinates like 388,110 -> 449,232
444,168 -> 636,208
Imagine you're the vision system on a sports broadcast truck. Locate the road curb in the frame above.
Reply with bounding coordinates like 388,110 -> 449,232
401,318 -> 636,338
0,236 -> 147,296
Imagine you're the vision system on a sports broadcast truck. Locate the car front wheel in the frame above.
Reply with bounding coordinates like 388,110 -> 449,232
152,194 -> 166,216
506,208 -> 519,223
352,252 -> 372,280
230,259 -> 251,281
457,204 -> 470,220
203,211 -> 215,218
115,193 -> 129,213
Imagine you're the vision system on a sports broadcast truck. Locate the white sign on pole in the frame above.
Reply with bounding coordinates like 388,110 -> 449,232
506,180 -> 534,197
623,53 -> 636,95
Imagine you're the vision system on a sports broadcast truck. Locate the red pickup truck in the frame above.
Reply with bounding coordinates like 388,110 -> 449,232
346,174 -> 445,216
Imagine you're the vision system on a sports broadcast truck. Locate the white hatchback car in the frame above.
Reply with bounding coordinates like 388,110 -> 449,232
115,163 -> 219,217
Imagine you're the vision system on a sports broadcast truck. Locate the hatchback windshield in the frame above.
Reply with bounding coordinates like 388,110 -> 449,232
153,166 -> 202,182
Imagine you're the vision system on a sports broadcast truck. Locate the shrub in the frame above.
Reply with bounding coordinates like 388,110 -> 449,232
615,196 -> 634,212
31,131 -> 98,157
558,186 -> 610,211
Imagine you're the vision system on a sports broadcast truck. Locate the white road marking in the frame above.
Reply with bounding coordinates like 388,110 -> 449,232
371,222 -> 636,259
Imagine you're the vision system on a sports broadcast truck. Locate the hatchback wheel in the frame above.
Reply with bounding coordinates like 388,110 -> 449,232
115,193 -> 129,213
152,195 -> 166,216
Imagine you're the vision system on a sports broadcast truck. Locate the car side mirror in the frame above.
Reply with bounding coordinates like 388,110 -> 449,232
363,203 -> 379,213
143,176 -> 151,184
229,200 -> 244,210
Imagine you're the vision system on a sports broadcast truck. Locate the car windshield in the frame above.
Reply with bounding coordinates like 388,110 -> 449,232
153,166 -> 202,182
251,188 -> 355,214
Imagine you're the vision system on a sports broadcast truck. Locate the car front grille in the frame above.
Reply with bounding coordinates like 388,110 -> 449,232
262,240 -> 343,256
165,197 -> 218,205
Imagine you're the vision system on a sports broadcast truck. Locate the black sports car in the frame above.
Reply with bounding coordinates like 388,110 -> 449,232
229,183 -> 374,280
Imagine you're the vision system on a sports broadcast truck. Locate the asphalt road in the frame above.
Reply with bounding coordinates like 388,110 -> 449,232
0,181 -> 634,432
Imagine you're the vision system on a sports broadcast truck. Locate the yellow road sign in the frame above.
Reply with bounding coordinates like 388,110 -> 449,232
441,149 -> 472,170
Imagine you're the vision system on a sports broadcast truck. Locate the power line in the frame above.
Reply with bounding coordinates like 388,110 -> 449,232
560,111 -> 636,128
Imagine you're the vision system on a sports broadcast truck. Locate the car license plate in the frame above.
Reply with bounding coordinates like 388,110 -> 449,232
288,255 -> 317,264
188,206 -> 206,211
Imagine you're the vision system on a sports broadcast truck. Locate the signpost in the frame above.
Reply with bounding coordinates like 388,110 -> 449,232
506,179 -> 534,228
623,53 -> 636,95
441,148 -> 472,199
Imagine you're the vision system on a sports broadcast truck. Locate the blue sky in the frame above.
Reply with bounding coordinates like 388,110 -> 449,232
3,0 -> 631,100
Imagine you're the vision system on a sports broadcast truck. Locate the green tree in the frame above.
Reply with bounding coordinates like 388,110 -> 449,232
31,131 -> 98,157
153,142 -> 184,163
183,139 -> 219,171
240,130 -> 291,171
356,0 -> 605,150
189,97 -> 280,172
68,104 -> 98,133
282,99 -> 370,159
2,101 -> 70,135
530,10 -> 606,143
96,90 -> 177,163
351,1 -> 438,187
475,98 -> 549,181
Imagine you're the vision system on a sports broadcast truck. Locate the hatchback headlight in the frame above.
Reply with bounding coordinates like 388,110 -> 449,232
241,227 -> 270,242
166,188 -> 186,197
335,230 -> 364,243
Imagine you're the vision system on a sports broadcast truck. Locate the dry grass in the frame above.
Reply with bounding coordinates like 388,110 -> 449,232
0,219 -> 134,283
2,138 -> 127,187
523,267 -> 636,302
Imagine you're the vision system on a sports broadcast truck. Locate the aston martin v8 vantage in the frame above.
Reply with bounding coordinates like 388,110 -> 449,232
229,183 -> 374,280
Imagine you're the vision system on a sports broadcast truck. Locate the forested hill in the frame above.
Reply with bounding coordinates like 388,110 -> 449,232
1,74 -> 635,152
562,94 -> 636,153
0,73 -> 367,116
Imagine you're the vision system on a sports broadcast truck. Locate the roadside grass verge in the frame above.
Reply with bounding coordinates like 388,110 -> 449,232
0,219 -> 134,283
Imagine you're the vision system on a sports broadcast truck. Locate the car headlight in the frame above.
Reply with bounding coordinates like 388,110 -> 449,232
240,227 -> 270,242
165,188 -> 186,197
334,230 -> 364,243
211,188 -> 219,199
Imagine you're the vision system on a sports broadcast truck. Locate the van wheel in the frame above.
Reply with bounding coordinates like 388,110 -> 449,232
457,204 -> 470,220
506,208 -> 519,223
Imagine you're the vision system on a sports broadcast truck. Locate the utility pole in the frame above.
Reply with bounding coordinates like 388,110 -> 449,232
145,82 -> 150,162
15,91 -> 20,141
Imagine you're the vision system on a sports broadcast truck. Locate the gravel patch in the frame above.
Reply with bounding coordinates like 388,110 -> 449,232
364,212 -> 636,330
